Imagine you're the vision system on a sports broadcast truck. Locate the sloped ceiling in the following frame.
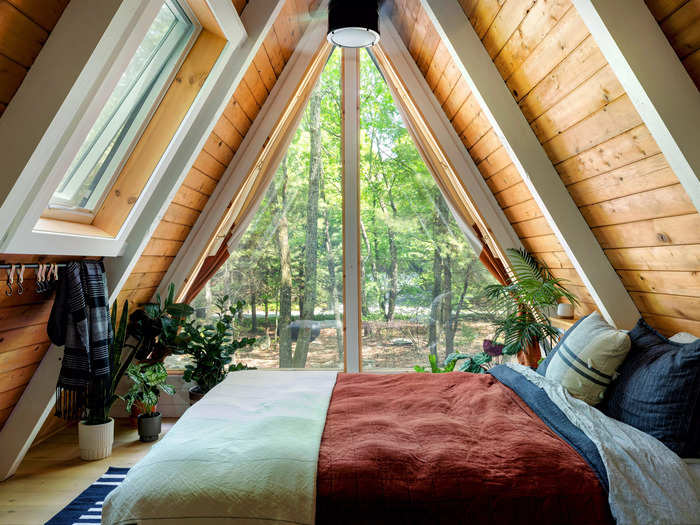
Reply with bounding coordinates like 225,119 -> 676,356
116,0 -> 316,309
647,0 -> 700,89
390,0 -> 700,336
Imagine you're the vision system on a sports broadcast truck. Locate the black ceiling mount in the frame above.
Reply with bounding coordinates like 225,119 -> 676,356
327,0 -> 380,48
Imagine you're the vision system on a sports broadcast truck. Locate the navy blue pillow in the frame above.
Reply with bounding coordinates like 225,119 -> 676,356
600,318 -> 700,457
536,314 -> 590,376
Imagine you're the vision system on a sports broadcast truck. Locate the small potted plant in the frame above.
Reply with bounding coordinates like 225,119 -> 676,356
121,362 -> 174,442
178,295 -> 256,404
78,300 -> 137,460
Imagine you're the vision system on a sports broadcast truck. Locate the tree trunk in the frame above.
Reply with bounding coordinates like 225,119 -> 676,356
359,220 -> 371,316
428,246 -> 441,359
385,227 -> 398,322
445,260 -> 475,357
205,281 -> 213,313
293,89 -> 322,368
322,186 -> 343,361
442,255 -> 454,358
276,156 -> 293,368
250,291 -> 257,332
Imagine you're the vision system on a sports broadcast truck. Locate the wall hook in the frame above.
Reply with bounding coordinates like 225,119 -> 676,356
5,264 -> 15,297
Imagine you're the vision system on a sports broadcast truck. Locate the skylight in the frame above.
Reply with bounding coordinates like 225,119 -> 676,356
48,1 -> 193,214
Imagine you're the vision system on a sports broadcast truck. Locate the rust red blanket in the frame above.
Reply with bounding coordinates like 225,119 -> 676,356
316,372 -> 612,525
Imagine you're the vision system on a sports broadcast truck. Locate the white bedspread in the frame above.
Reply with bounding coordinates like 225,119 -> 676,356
508,363 -> 700,525
102,370 -> 338,525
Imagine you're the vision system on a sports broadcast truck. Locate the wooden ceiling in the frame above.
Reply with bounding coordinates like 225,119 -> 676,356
0,0 -> 699,435
391,0 -> 700,336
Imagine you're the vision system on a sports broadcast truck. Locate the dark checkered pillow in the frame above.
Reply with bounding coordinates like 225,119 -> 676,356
600,318 -> 700,457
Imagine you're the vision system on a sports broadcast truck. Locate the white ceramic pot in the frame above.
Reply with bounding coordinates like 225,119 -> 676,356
78,418 -> 114,460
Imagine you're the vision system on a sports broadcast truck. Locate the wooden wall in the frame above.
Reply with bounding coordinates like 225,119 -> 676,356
0,1 -> 246,435
647,0 -> 700,89
392,0 -> 700,336
0,0 -> 69,116
116,0 -> 316,310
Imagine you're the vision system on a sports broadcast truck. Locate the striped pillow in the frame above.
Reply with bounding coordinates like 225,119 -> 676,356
545,312 -> 631,405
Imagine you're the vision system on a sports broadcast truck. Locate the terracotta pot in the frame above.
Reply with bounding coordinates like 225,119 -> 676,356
189,386 -> 205,405
517,340 -> 542,368
78,418 -> 114,461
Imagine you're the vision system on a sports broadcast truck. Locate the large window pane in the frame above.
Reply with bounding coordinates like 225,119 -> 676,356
166,49 -> 343,371
49,1 -> 193,212
359,50 -> 498,370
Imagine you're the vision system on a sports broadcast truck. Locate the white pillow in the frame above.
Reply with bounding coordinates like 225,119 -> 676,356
545,312 -> 631,405
670,332 -> 700,344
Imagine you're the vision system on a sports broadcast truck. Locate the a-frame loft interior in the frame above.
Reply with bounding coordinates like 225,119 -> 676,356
0,0 -> 699,523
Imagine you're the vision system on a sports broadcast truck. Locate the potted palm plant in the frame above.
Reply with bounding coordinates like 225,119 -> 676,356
178,296 -> 256,404
121,362 -> 174,442
484,248 -> 578,367
78,300 -> 137,460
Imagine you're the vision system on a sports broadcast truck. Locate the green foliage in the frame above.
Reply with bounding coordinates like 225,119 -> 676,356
181,295 -> 256,394
86,299 -> 137,425
414,353 -> 456,373
121,362 -> 175,414
128,283 -> 193,364
447,352 -> 492,374
485,248 -> 578,356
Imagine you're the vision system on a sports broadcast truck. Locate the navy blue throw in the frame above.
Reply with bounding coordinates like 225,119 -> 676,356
45,467 -> 128,524
600,318 -> 700,457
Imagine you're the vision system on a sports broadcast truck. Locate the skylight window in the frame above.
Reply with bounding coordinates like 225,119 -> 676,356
48,1 -> 193,213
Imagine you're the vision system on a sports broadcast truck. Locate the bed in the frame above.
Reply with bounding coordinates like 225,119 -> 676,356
102,363 -> 699,525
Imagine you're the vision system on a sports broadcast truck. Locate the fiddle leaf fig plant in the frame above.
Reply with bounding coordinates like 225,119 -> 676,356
180,295 -> 256,395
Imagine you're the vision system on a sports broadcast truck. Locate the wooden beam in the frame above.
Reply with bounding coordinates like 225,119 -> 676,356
422,0 -> 640,329
157,7 -> 330,303
0,345 -> 62,481
570,0 -> 700,214
377,18 -> 522,262
105,0 -> 285,302
342,48 -> 362,373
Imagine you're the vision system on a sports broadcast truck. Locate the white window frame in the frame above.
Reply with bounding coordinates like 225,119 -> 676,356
48,1 -> 195,217
0,0 -> 246,257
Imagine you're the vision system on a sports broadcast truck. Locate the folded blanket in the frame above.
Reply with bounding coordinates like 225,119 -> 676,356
102,371 -> 338,525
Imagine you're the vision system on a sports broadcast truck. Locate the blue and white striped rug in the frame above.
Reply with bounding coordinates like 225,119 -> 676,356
45,467 -> 129,525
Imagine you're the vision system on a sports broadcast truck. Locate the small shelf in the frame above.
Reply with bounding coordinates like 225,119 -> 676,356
550,316 -> 578,332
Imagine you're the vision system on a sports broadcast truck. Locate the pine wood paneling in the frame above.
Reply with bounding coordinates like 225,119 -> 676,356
394,0 -> 699,333
120,0 -> 316,312
0,0 -> 69,111
647,0 -> 700,87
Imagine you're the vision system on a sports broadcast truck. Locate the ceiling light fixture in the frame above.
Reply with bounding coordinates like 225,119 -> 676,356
327,0 -> 380,48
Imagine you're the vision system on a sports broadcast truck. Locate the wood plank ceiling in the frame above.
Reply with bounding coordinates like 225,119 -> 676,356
116,0 -> 316,310
391,0 -> 700,336
0,1 -> 252,434
647,0 -> 700,89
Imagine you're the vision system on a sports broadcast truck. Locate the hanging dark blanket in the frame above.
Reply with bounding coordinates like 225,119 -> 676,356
48,261 -> 112,419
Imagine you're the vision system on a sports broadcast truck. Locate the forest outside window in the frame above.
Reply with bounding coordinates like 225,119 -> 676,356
168,46 -> 509,372
45,1 -> 194,218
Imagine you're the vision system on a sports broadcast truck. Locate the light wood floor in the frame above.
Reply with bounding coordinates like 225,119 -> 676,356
0,418 -> 177,525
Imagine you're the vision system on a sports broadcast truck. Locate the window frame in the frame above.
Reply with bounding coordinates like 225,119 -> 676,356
0,0 -> 246,257
46,1 -> 195,218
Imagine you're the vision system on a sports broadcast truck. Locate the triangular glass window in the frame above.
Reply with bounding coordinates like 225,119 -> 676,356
169,48 -> 344,371
358,50 -> 497,370
168,47 -> 501,372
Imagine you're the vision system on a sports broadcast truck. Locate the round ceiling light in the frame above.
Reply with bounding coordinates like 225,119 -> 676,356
327,0 -> 380,48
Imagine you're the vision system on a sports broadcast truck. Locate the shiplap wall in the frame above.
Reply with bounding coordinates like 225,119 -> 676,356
647,0 -> 700,89
393,0 -> 700,336
116,0 -> 316,311
0,1 -> 248,435
0,0 -> 71,434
